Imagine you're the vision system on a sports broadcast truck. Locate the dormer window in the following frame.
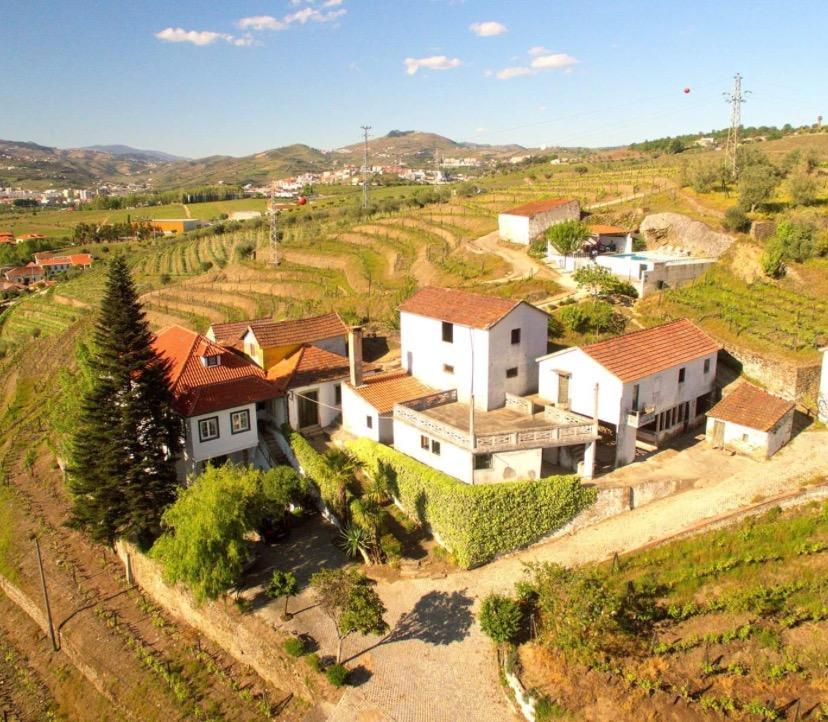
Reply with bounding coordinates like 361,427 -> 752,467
201,354 -> 221,367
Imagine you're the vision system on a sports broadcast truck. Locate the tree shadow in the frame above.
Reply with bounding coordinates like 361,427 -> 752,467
383,589 -> 475,647
347,665 -> 373,687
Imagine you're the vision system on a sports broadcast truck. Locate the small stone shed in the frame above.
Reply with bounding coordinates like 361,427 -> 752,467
705,382 -> 795,460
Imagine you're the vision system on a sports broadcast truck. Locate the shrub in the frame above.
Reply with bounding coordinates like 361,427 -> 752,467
345,439 -> 595,568
722,206 -> 750,233
559,300 -> 624,335
306,652 -> 322,672
479,594 -> 522,645
283,636 -> 305,657
535,697 -> 568,720
761,241 -> 786,278
325,663 -> 349,687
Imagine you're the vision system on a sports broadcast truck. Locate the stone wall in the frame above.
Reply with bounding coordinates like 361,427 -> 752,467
750,220 -> 776,241
115,543 -> 327,706
721,347 -> 821,408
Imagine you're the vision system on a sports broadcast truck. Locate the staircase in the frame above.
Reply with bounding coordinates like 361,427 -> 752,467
257,421 -> 288,468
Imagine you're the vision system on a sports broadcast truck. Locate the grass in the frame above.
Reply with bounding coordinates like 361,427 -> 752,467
0,484 -> 18,581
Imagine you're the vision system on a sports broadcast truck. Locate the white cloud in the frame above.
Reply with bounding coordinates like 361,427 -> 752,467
495,66 -> 534,80
494,48 -> 579,79
155,27 -> 253,46
530,53 -> 578,70
469,21 -> 507,37
323,0 -> 344,6
404,55 -> 462,75
237,15 -> 287,31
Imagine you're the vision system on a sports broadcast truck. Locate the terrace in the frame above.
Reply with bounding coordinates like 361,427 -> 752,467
393,390 -> 597,454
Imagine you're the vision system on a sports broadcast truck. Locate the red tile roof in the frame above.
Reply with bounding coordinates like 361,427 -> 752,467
707,382 -> 794,432
152,325 -> 277,417
5,265 -> 44,278
581,319 -> 719,383
268,345 -> 376,390
501,198 -> 578,217
39,253 -> 93,267
210,312 -> 347,348
348,370 -> 436,414
399,286 -> 541,329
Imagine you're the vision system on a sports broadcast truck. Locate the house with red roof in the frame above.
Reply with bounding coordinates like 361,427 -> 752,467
342,287 -> 599,483
152,325 -> 281,477
498,197 -> 580,245
538,319 -> 720,467
5,265 -> 45,286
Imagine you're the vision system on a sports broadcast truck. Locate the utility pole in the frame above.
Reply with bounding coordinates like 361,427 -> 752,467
268,184 -> 281,266
723,73 -> 749,177
360,125 -> 372,209
33,536 -> 58,651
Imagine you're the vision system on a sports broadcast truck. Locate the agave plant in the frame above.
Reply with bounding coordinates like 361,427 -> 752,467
340,525 -> 372,565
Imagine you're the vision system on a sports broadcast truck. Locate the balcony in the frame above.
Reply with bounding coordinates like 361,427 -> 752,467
625,406 -> 656,428
394,391 -> 598,453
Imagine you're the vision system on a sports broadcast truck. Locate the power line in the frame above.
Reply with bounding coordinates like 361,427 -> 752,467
723,73 -> 750,177
361,125 -> 372,209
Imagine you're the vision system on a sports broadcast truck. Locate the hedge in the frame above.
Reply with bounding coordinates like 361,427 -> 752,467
283,427 -> 339,512
345,438 -> 596,568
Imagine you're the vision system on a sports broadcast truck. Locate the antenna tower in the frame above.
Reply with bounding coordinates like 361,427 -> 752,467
361,125 -> 372,209
268,185 -> 281,265
723,73 -> 749,177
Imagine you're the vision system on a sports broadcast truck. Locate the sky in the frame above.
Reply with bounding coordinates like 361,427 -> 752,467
1,0 -> 826,159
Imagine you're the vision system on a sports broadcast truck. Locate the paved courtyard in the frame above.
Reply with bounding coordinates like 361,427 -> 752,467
242,427 -> 827,722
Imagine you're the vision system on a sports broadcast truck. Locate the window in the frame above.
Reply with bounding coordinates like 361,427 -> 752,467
442,321 -> 454,343
335,383 -> 342,405
431,439 -> 441,456
703,358 -> 711,374
510,328 -> 521,345
474,454 -> 493,470
557,372 -> 570,405
366,415 -> 373,429
230,409 -> 250,435
420,435 -> 430,450
506,367 -> 518,379
678,367 -> 686,383
202,354 -> 220,367
631,384 -> 640,412
741,433 -> 749,443
443,363 -> 455,374
198,416 -> 220,442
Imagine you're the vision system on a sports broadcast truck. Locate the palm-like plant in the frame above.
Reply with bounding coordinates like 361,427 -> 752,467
340,525 -> 371,565
364,460 -> 394,504
322,448 -> 363,522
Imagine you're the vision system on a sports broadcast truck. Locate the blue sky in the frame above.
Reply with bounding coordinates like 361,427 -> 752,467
1,0 -> 825,158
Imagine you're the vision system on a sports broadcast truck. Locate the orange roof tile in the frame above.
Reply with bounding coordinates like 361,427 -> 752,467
268,345 -> 376,390
348,371 -> 436,414
210,312 -> 347,348
707,382 -> 794,432
501,198 -> 577,217
39,253 -> 92,266
581,319 -> 719,383
152,325 -> 277,417
399,286 -> 541,329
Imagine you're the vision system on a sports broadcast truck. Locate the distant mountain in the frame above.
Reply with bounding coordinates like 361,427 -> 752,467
81,145 -> 188,162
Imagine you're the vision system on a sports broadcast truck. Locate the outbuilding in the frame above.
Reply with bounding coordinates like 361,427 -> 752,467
706,382 -> 795,460
497,198 -> 580,246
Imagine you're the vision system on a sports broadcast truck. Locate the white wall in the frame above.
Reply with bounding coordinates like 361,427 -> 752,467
400,303 -> 548,412
317,334 -> 347,357
288,380 -> 342,429
498,201 -> 580,245
341,384 -> 391,443
187,403 -> 259,463
706,411 -> 793,460
538,349 -> 622,424
497,214 -> 530,244
819,349 -> 828,424
393,418 -> 473,483
472,448 -> 542,484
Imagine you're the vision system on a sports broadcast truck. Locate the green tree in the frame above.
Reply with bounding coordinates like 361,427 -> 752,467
541,220 -> 591,260
761,240 -> 786,279
559,300 -> 624,335
738,165 -> 780,212
478,594 -> 522,649
151,464 -> 303,600
690,162 -> 719,193
721,206 -> 750,233
310,568 -> 388,664
572,266 -> 638,299
786,174 -> 819,207
322,448 -> 363,522
267,569 -> 299,620
67,256 -> 180,548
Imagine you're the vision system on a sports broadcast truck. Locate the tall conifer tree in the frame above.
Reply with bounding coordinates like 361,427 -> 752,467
68,256 -> 181,547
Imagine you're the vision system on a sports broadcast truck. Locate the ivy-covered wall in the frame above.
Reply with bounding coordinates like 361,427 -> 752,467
346,438 -> 596,568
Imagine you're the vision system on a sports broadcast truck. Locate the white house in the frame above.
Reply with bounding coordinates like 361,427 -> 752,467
706,382 -> 795,460
537,319 -> 720,467
398,286 -> 550,412
498,198 -> 580,246
350,287 -> 600,484
152,325 -> 281,478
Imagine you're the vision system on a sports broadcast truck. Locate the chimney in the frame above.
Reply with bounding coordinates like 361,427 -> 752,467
348,326 -> 364,387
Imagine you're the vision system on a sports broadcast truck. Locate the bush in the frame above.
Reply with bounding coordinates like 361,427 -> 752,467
325,663 -> 349,687
306,652 -> 322,672
345,439 -> 595,568
761,241 -> 786,279
559,300 -> 624,335
722,206 -> 750,233
479,594 -> 522,645
283,636 -> 305,657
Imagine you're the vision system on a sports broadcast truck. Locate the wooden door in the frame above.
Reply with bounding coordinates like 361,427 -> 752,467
298,391 -> 319,428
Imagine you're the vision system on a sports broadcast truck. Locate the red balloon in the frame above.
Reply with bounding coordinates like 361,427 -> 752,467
297,196 -> 308,205
683,87 -> 691,94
